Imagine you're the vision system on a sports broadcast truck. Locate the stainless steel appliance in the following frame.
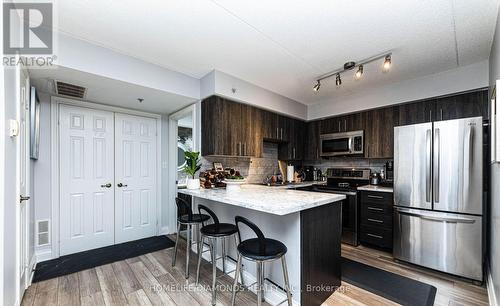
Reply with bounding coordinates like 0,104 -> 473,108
297,168 -> 371,246
393,117 -> 483,281
320,130 -> 364,157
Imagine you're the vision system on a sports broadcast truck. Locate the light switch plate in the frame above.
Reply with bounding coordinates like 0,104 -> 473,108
9,119 -> 19,137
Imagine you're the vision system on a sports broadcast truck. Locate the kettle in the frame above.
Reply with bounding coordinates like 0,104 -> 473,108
370,172 -> 381,185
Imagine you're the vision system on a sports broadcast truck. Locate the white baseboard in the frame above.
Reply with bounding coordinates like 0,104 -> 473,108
191,244 -> 299,306
487,262 -> 499,306
35,249 -> 54,263
27,255 -> 37,286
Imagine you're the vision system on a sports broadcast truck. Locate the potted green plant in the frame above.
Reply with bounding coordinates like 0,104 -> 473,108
183,151 -> 201,189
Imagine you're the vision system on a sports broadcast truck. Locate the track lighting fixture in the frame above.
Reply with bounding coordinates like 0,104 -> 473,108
312,52 -> 392,90
313,80 -> 321,92
355,65 -> 364,79
335,73 -> 342,86
383,55 -> 392,71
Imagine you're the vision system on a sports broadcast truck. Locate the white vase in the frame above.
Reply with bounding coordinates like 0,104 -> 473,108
186,178 -> 200,189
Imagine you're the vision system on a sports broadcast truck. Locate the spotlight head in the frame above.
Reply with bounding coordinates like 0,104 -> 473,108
355,65 -> 364,79
383,55 -> 392,71
335,73 -> 342,86
313,80 -> 321,92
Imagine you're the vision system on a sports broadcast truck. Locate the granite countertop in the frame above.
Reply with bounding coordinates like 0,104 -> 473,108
178,184 -> 345,215
357,184 -> 394,193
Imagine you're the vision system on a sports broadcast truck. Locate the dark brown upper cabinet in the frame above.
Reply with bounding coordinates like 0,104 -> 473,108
364,107 -> 398,159
201,96 -> 260,157
397,99 -> 435,126
434,90 -> 485,121
279,119 -> 305,160
304,120 -> 321,160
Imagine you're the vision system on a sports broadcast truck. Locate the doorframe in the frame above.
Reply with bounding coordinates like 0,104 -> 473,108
167,103 -> 200,234
50,96 -> 162,259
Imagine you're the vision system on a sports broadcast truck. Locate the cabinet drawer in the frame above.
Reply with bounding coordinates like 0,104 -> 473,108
360,210 -> 393,228
360,225 -> 393,249
361,191 -> 393,205
361,201 -> 392,216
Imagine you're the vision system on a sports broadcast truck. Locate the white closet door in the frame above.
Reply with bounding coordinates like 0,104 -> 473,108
59,105 -> 115,255
115,113 -> 157,243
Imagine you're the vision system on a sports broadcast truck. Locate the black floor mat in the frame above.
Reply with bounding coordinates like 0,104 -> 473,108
342,257 -> 437,306
33,236 -> 175,283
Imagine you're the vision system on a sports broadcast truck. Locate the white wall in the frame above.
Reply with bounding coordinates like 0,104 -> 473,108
2,64 -> 21,305
32,95 -> 171,260
56,33 -> 201,100
201,70 -> 308,120
489,6 -> 500,306
0,1 -> 5,301
308,61 -> 490,120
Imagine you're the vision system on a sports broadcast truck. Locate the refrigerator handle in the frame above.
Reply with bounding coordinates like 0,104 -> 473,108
434,128 -> 440,203
426,129 -> 432,203
395,208 -> 476,224
463,124 -> 473,204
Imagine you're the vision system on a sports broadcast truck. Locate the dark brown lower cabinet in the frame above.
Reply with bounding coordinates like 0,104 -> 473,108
359,191 -> 393,250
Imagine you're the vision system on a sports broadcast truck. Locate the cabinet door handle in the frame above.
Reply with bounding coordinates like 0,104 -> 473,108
243,143 -> 246,156
367,195 -> 384,199
281,128 -> 283,140
367,207 -> 384,212
367,233 -> 383,239
368,218 -> 384,223
276,127 -> 279,139
293,148 -> 296,159
338,121 -> 341,131
440,108 -> 443,121
344,119 -> 347,131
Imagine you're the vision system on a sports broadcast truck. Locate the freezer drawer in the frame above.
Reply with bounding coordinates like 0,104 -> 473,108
393,207 -> 483,281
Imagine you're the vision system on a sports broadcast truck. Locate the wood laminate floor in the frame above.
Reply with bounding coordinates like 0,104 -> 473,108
22,239 -> 489,306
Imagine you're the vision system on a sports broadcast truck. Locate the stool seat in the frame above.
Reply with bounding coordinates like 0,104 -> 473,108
200,223 -> 238,237
238,238 -> 287,261
178,213 -> 210,224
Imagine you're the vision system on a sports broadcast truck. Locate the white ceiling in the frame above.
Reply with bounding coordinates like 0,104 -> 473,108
29,66 -> 197,114
54,0 -> 499,105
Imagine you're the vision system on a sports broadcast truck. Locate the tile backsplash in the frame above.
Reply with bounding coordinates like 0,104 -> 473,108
303,158 -> 391,175
201,142 -> 280,184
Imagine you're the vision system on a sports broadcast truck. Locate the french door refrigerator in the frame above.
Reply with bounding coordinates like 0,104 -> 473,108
393,116 -> 483,281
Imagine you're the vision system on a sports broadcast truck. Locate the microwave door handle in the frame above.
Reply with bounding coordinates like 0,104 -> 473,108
348,137 -> 353,153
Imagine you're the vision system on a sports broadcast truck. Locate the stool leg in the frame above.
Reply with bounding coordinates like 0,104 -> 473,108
210,238 -> 217,305
196,235 -> 204,285
185,224 -> 191,279
281,256 -> 293,306
260,263 -> 265,302
231,254 -> 242,306
221,237 -> 226,274
172,222 -> 181,267
233,234 -> 244,286
257,261 -> 263,306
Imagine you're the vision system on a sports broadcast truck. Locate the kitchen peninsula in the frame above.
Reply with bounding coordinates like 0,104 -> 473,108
179,185 -> 345,305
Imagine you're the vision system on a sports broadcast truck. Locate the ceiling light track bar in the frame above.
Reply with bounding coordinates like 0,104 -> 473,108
316,51 -> 393,82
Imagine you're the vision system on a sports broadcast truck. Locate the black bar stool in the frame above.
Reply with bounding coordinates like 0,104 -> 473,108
195,204 -> 244,305
172,197 -> 210,278
231,216 -> 292,306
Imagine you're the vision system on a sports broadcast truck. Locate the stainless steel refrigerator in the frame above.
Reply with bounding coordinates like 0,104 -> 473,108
393,116 -> 483,281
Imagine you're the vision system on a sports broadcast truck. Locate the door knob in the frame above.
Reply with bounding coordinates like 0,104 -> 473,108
19,195 -> 30,203
100,183 -> 112,188
117,183 -> 128,188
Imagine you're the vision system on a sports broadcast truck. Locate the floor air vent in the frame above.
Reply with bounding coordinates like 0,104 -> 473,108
36,220 -> 50,246
55,80 -> 87,99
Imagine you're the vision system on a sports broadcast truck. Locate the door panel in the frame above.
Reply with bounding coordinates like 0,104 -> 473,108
59,105 -> 115,255
393,207 -> 482,280
115,113 -> 157,243
433,117 -> 483,214
394,122 -> 432,209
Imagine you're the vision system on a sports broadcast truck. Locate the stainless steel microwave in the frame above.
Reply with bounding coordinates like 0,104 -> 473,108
320,130 -> 364,157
